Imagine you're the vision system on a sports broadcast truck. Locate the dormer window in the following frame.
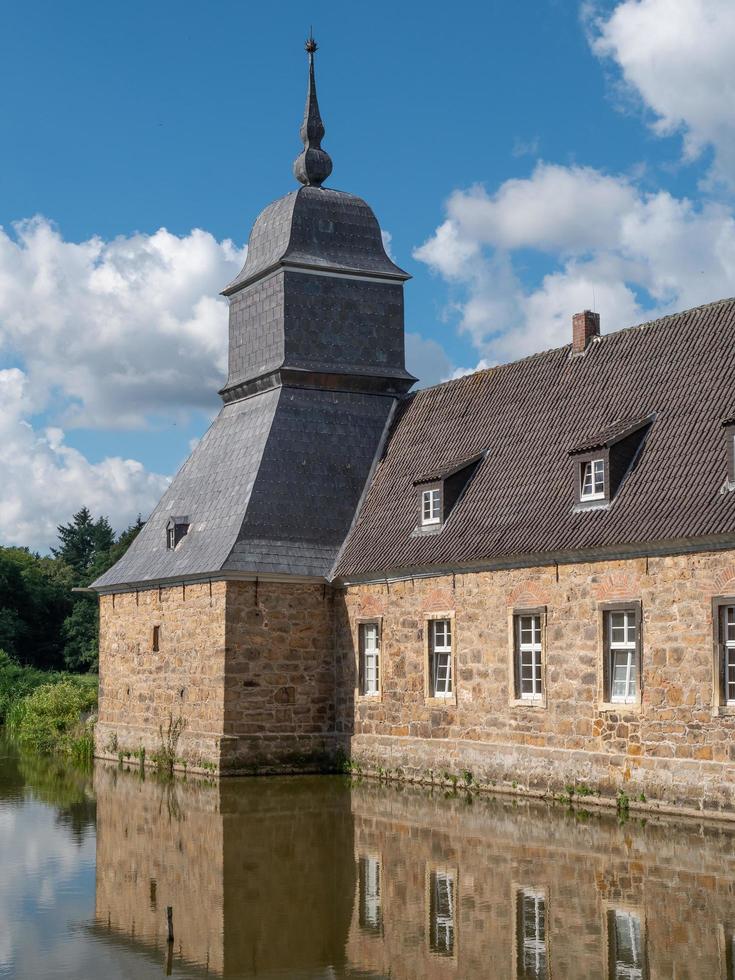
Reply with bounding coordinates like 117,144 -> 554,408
569,416 -> 653,510
166,516 -> 190,550
580,458 -> 605,500
721,417 -> 735,489
413,452 -> 486,534
422,488 -> 441,526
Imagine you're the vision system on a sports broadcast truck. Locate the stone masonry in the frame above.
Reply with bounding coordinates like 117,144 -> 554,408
95,580 -> 341,773
336,549 -> 735,815
98,546 -> 735,814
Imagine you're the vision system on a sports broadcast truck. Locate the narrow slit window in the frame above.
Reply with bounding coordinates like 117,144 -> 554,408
429,619 -> 452,698
608,909 -> 645,979
422,488 -> 441,526
359,623 -> 380,696
429,870 -> 455,957
516,888 -> 548,979
152,625 -> 160,653
167,527 -> 176,550
514,613 -> 543,701
581,458 -> 606,500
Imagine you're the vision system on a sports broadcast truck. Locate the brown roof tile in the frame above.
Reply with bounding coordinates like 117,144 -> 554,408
333,297 -> 735,580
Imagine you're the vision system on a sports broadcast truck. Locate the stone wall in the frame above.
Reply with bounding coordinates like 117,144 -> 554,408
96,547 -> 735,808
95,581 -> 227,769
337,550 -> 735,813
95,579 -> 342,773
220,580 -> 342,773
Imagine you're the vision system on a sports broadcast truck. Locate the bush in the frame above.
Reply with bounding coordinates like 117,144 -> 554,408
7,678 -> 97,757
0,650 -> 56,724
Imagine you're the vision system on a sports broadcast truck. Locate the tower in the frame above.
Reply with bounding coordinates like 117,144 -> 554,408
92,39 -> 415,773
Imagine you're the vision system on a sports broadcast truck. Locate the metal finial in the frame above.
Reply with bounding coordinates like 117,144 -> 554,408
293,35 -> 333,188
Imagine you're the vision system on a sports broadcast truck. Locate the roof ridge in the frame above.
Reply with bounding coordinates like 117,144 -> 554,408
415,295 -> 735,398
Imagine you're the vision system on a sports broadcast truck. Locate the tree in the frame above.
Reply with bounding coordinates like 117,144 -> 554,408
0,548 -> 73,669
60,514 -> 145,672
52,508 -> 115,583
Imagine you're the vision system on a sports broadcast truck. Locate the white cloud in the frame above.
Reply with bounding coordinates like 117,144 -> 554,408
0,218 -> 245,429
405,331 -> 455,387
414,163 -> 735,362
0,367 -> 169,550
590,0 -> 735,187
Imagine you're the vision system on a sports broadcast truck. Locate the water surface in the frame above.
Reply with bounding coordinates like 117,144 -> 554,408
2,739 -> 735,979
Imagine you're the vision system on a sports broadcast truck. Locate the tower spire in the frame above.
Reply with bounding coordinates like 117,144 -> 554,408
293,33 -> 333,188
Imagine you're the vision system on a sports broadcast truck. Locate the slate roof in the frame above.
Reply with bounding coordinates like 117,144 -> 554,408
92,387 -> 395,590
333,297 -> 735,581
222,186 -> 408,296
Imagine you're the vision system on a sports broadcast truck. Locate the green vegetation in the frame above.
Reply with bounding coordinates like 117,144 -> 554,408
0,507 -> 143,672
0,650 -> 57,724
6,675 -> 97,762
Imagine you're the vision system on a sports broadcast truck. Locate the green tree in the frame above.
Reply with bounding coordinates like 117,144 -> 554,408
60,514 -> 144,672
52,508 -> 115,583
0,548 -> 73,669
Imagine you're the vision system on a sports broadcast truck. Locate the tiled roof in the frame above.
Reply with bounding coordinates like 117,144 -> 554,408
568,415 -> 654,456
413,452 -> 486,485
333,297 -> 735,581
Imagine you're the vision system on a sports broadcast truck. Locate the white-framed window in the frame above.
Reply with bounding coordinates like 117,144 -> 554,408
720,604 -> 735,706
515,613 -> 543,701
359,622 -> 380,696
606,609 -> 639,704
516,888 -> 548,980
581,458 -> 606,500
358,855 -> 382,934
167,527 -> 176,550
422,488 -> 441,525
429,619 -> 452,698
429,870 -> 455,956
608,909 -> 645,980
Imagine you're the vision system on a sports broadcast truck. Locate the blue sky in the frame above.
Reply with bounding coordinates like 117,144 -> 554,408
2,0 -> 735,549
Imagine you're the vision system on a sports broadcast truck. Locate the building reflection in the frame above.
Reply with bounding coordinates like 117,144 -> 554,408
92,766 -> 735,979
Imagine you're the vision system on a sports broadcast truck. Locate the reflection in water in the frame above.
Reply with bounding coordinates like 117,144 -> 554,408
358,856 -> 382,936
607,909 -> 645,980
516,888 -> 547,979
428,870 -> 455,958
6,747 -> 735,978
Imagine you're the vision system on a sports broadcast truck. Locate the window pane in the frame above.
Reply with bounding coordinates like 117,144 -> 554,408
433,619 -> 451,649
611,651 -> 636,700
727,606 -> 735,642
433,652 -> 452,695
361,625 -> 380,695
582,459 -> 605,498
593,459 -> 605,493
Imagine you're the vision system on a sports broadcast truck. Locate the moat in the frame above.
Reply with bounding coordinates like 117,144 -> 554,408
2,739 -> 735,979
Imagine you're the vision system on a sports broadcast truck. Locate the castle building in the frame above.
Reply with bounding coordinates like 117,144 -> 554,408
93,41 -> 735,814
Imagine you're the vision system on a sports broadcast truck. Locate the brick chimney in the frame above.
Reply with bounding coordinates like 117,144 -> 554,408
572,310 -> 600,353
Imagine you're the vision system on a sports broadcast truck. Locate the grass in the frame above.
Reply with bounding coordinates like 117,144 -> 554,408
1,651 -> 98,762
